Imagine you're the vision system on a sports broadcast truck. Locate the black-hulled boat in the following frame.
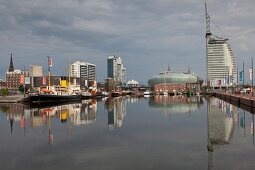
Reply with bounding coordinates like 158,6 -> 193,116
28,93 -> 82,104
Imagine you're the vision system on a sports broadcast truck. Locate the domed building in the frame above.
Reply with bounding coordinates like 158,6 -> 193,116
148,71 -> 203,92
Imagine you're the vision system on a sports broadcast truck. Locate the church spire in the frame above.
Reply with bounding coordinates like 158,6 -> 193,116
8,53 -> 14,72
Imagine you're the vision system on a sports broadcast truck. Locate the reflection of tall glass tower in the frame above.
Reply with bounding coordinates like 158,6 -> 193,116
207,98 -> 237,144
207,97 -> 238,169
205,4 -> 237,87
107,97 -> 127,128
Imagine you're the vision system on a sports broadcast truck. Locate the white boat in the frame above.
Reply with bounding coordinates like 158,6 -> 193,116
82,91 -> 92,99
144,91 -> 151,96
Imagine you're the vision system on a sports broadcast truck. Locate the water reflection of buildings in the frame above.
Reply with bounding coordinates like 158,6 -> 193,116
148,95 -> 203,117
0,100 -> 97,134
207,97 -> 239,170
30,100 -> 97,127
105,97 -> 127,128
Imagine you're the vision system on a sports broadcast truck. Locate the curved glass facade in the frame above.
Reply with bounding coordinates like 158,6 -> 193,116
148,71 -> 203,87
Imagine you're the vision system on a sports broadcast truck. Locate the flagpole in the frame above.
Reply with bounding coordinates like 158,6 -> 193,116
48,56 -> 51,86
252,58 -> 254,97
237,66 -> 238,85
243,62 -> 245,87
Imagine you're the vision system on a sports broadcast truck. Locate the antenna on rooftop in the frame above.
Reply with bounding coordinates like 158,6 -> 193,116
205,2 -> 212,37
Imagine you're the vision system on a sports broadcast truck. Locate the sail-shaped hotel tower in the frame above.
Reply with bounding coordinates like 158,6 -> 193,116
205,4 -> 237,87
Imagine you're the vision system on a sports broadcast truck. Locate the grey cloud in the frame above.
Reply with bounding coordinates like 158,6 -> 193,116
0,0 -> 254,82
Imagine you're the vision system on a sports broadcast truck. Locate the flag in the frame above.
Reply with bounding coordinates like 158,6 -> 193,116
239,71 -> 244,82
42,76 -> 46,85
48,57 -> 52,67
217,79 -> 221,85
225,76 -> 229,85
249,68 -> 253,80
20,75 -> 25,85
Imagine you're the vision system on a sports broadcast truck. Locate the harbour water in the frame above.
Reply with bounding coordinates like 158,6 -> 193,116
0,96 -> 255,170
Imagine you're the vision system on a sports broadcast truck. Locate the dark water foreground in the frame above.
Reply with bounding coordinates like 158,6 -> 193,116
0,96 -> 254,170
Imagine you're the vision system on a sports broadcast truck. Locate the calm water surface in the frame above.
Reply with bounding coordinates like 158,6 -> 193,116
0,96 -> 254,170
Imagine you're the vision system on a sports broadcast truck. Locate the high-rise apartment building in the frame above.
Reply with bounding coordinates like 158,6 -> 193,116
70,61 -> 96,81
107,56 -> 126,85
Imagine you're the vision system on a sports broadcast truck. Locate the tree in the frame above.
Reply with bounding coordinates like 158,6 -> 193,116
0,88 -> 9,97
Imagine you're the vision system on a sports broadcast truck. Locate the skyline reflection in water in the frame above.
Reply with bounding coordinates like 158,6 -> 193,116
0,96 -> 255,170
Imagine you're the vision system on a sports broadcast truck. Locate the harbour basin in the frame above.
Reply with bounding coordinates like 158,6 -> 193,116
0,96 -> 254,170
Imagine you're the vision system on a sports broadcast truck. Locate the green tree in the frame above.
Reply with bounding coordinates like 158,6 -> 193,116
0,88 -> 9,97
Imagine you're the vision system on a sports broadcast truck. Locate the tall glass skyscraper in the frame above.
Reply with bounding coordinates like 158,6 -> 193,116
107,56 -> 126,85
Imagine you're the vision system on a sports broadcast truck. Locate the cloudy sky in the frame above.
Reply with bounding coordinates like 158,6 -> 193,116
0,0 -> 254,84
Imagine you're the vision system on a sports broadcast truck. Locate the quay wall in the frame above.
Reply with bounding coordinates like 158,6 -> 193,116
0,95 -> 24,103
213,92 -> 255,108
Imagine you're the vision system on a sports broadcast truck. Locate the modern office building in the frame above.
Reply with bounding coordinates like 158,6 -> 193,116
107,56 -> 126,85
70,61 -> 96,81
205,5 -> 237,87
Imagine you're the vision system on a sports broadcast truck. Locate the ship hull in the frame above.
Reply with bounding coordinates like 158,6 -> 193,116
28,94 -> 82,104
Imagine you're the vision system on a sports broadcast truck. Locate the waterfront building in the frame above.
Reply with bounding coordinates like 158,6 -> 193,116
107,56 -> 126,85
29,65 -> 43,77
29,65 -> 43,88
5,54 -> 29,91
206,36 -> 237,87
70,61 -> 96,81
148,70 -> 203,92
6,70 -> 29,91
205,5 -> 237,87
122,67 -> 126,84
127,80 -> 140,87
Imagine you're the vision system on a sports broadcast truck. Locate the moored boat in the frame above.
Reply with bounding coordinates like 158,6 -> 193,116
28,93 -> 82,104
28,86 -> 82,104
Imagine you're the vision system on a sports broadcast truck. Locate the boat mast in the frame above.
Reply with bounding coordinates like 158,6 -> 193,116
68,57 -> 71,88
47,56 -> 52,87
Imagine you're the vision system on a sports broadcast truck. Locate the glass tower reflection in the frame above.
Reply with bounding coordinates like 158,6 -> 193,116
206,97 -> 239,170
105,97 -> 127,128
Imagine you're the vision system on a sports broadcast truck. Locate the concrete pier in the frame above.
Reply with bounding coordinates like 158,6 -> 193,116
0,95 -> 25,103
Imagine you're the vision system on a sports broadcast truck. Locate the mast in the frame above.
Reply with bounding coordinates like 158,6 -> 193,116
205,2 -> 212,87
68,57 -> 71,88
48,56 -> 52,87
